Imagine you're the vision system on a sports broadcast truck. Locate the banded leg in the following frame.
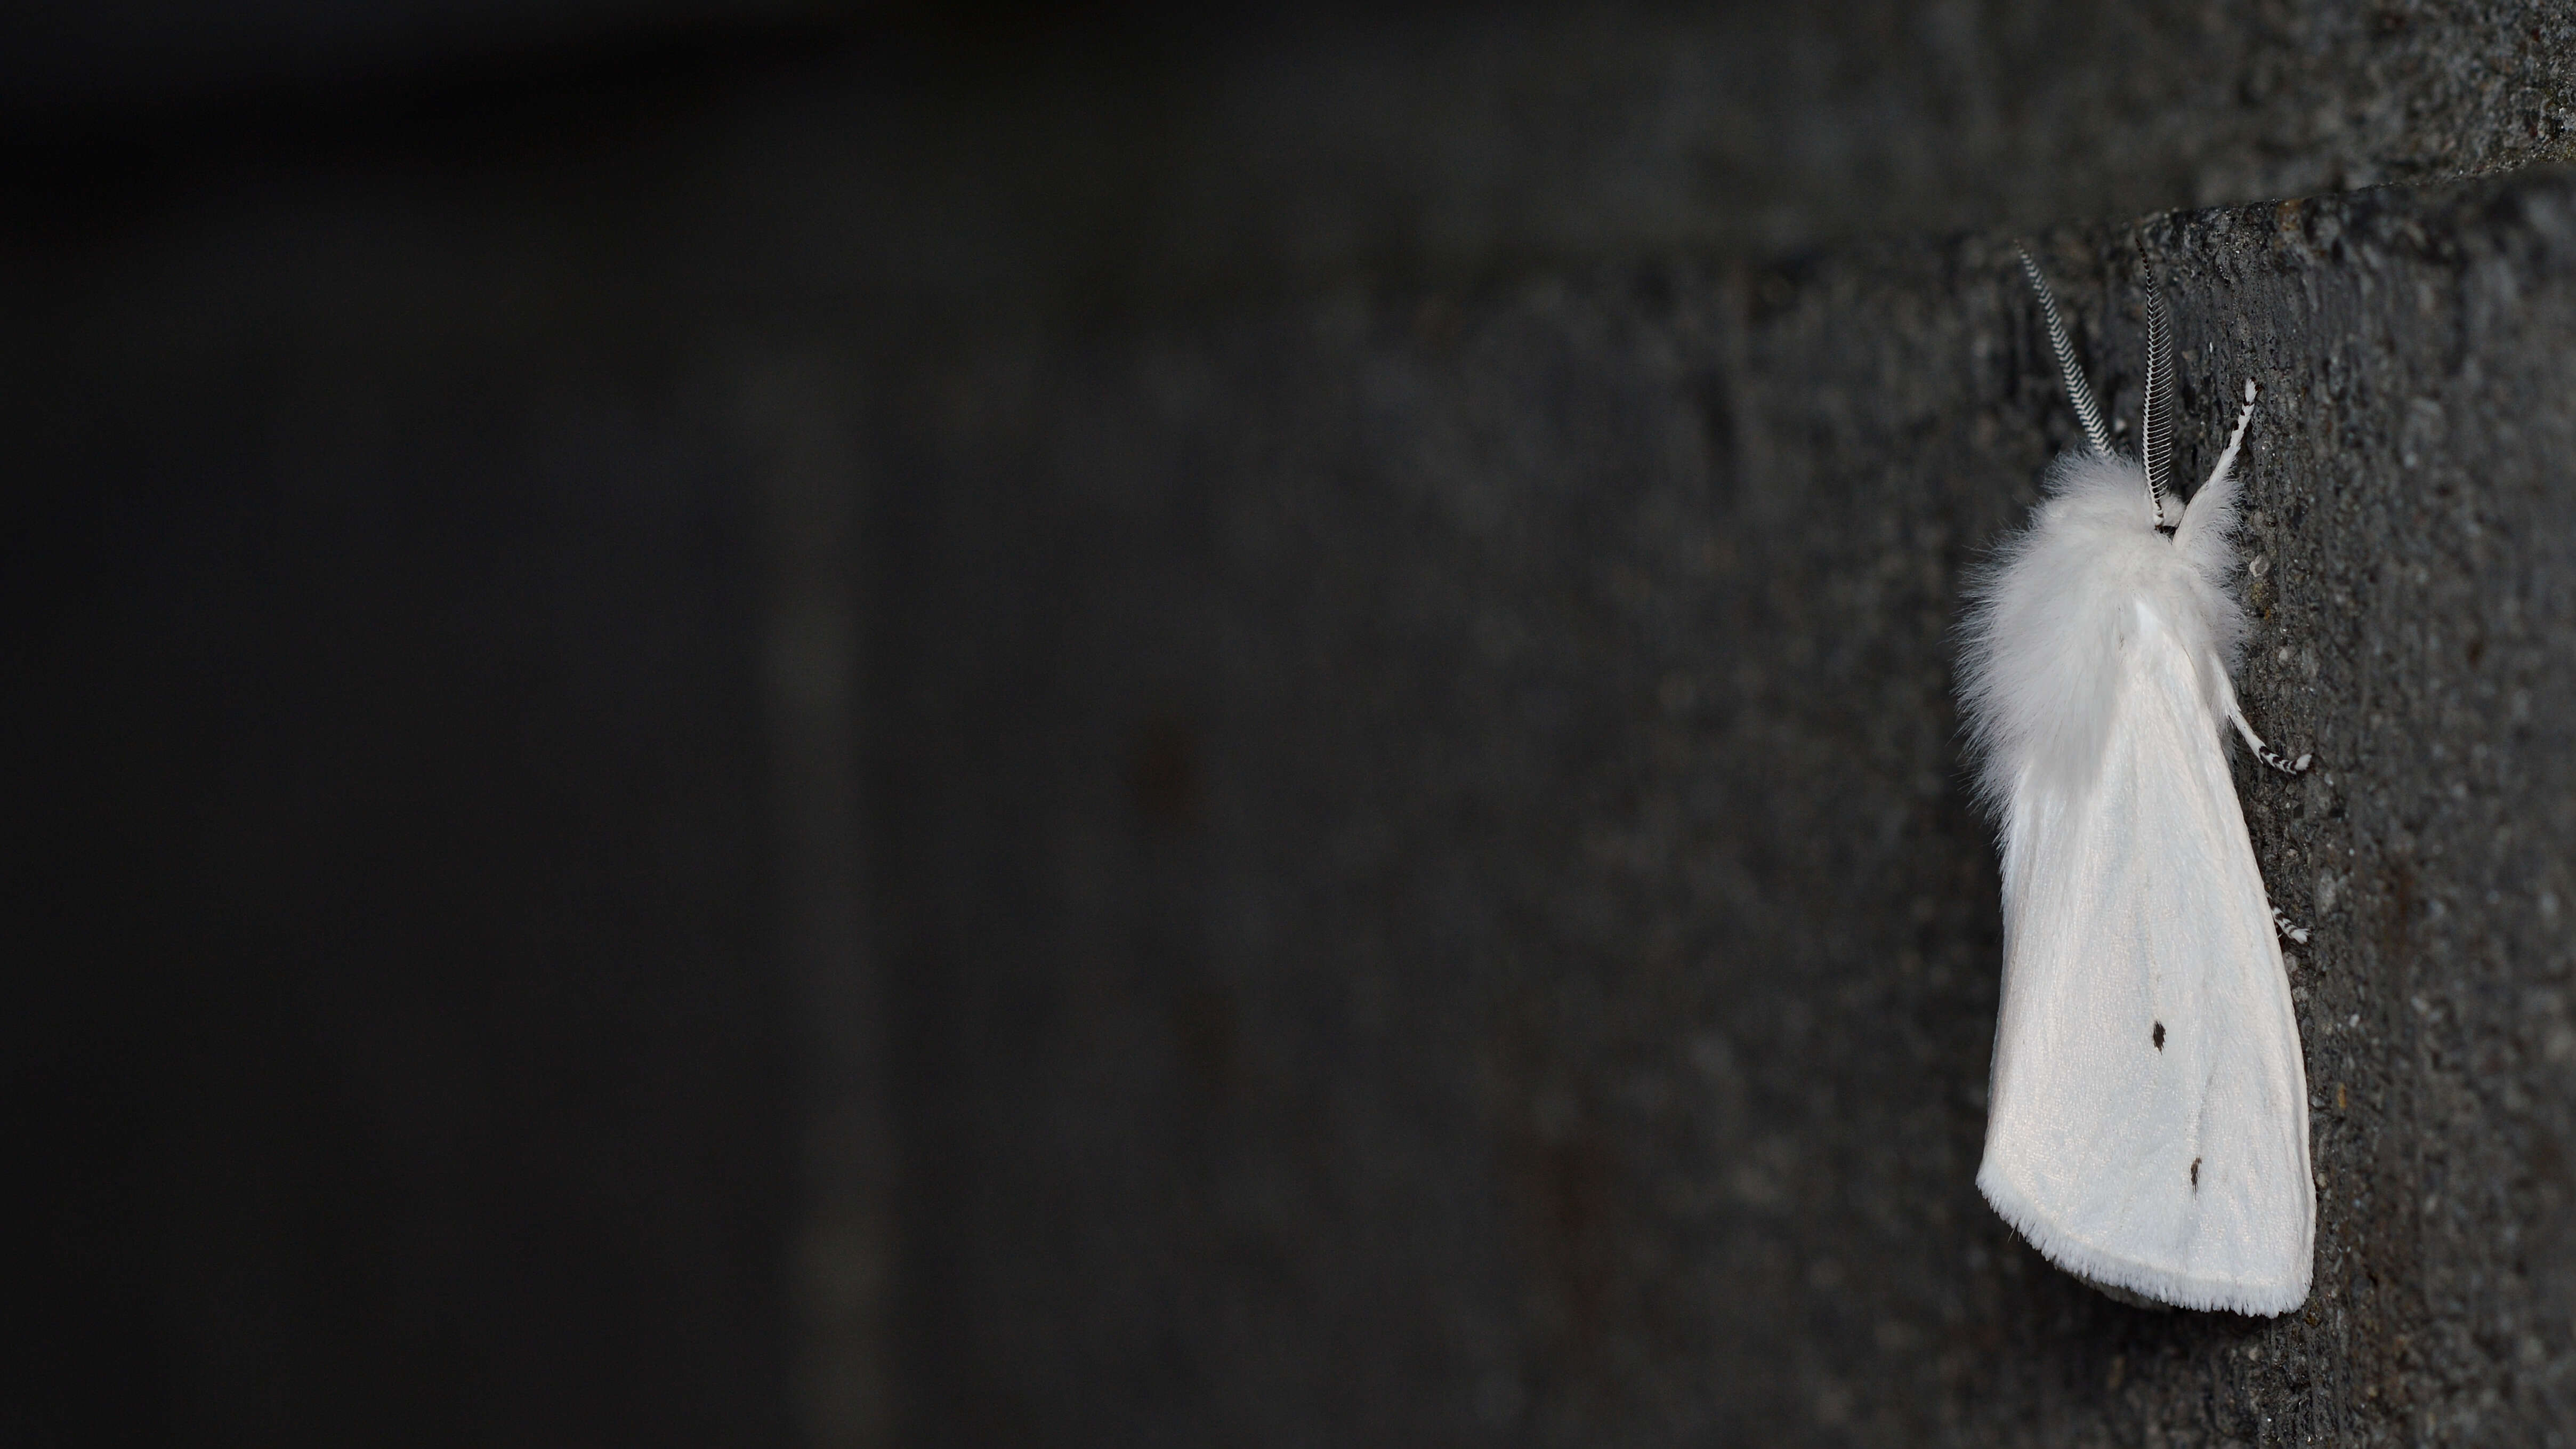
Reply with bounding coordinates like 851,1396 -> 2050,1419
2272,907 -> 2311,945
2230,705 -> 2312,776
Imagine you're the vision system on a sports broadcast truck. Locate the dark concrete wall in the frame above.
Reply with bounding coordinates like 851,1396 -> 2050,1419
14,5 -> 2576,1447
5,224 -> 798,1444
803,1 -> 2576,311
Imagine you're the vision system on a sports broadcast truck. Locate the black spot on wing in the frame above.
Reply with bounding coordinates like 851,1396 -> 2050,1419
2152,1021 -> 2165,1051
2190,1157 -> 2201,1190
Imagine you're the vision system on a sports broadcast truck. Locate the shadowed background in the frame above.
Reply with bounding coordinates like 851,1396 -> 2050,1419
11,3 -> 2576,1445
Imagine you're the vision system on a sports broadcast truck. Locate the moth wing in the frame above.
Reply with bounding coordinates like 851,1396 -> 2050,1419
1977,600 -> 2314,1315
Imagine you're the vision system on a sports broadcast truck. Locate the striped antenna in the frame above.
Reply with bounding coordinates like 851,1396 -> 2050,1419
2139,282 -> 2176,528
2018,248 -> 2112,457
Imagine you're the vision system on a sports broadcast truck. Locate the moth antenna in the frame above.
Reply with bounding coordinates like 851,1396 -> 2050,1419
2141,281 -> 2176,529
2018,247 -> 2113,457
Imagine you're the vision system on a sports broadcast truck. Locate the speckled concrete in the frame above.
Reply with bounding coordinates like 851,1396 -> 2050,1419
720,2 -> 2576,324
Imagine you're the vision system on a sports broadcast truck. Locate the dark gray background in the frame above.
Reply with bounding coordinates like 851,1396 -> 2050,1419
11,3 -> 2576,1446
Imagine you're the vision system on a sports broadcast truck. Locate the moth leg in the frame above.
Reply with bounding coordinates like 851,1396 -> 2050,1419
2271,906 -> 2312,945
2206,379 -> 2258,489
2229,704 -> 2312,776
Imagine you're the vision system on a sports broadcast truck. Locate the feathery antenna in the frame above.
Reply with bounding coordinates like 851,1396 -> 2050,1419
2139,281 -> 2176,528
2017,247 -> 2112,458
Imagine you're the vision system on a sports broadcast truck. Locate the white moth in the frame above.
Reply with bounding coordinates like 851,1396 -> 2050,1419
1958,251 -> 2314,1316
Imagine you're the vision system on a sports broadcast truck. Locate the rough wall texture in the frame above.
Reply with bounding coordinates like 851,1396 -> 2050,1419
688,1 -> 2576,323
876,171 -> 2576,1445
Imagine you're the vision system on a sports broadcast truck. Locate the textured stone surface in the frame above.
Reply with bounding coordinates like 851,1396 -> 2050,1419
689,1 -> 2576,321
877,169 -> 2576,1444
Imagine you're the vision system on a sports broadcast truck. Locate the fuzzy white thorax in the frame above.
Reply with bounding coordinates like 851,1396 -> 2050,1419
1957,448 -> 2248,816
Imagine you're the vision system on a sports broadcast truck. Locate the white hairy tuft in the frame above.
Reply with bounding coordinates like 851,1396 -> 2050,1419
1956,450 -> 2249,816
